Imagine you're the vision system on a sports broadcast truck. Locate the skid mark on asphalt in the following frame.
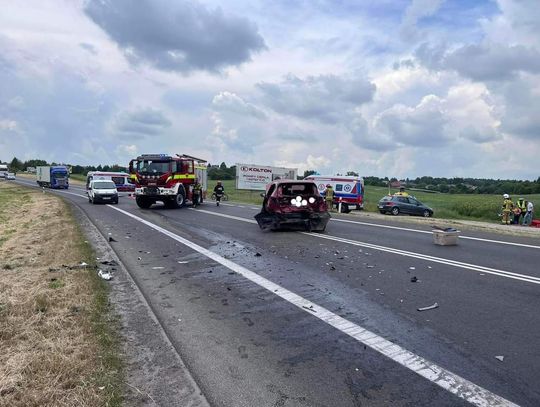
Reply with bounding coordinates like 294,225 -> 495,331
107,204 -> 516,407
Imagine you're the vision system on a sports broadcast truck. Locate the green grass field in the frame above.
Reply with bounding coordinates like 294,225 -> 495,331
68,171 -> 536,224
214,180 -> 538,223
70,174 -> 87,182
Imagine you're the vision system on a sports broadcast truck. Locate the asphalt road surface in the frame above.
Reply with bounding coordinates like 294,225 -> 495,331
13,179 -> 540,406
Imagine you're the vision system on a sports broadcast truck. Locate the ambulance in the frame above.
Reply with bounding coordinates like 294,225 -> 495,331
304,175 -> 364,212
85,171 -> 135,192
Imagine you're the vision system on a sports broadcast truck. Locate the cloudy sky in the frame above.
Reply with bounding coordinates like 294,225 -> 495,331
1,0 -> 539,179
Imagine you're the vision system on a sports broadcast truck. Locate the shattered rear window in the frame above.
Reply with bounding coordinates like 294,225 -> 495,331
278,183 -> 317,196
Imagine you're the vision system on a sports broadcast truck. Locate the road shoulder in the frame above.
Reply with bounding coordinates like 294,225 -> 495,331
71,202 -> 210,407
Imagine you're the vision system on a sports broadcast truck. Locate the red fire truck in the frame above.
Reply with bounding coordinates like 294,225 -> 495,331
129,154 -> 207,209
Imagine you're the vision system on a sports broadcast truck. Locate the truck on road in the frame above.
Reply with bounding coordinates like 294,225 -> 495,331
36,166 -> 70,189
129,154 -> 207,209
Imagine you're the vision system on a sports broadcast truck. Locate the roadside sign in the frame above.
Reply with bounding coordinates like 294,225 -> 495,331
236,163 -> 297,190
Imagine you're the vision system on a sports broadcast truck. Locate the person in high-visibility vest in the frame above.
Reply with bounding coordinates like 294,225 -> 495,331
523,201 -> 534,226
192,179 -> 202,208
395,186 -> 409,197
501,194 -> 513,225
515,197 -> 527,224
324,184 -> 334,212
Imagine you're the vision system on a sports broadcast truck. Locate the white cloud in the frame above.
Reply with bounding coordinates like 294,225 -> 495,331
400,0 -> 446,39
0,119 -> 18,131
212,91 -> 266,119
0,0 -> 539,179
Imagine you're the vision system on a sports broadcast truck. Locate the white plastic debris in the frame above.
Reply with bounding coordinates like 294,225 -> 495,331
98,270 -> 112,280
417,302 -> 439,312
495,355 -> 505,362
79,262 -> 88,267
152,266 -> 164,270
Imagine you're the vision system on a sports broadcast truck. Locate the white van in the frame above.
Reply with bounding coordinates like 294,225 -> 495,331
88,180 -> 119,204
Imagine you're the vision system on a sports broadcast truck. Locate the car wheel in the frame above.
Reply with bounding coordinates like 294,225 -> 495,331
391,207 -> 400,216
423,209 -> 431,217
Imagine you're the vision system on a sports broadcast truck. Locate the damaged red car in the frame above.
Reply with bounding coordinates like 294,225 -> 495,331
255,180 -> 330,232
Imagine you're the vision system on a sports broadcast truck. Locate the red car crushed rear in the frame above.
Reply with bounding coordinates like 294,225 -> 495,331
255,180 -> 330,232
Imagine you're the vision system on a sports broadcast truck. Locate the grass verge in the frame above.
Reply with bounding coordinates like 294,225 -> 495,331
0,182 -> 122,406
213,180 -> 539,224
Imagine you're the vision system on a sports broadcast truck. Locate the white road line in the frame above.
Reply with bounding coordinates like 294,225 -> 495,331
307,233 -> 540,285
333,218 -> 540,250
215,202 -> 540,250
107,204 -> 517,407
191,209 -> 540,286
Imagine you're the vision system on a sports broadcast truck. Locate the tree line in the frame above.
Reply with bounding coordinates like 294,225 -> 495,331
362,176 -> 540,195
4,157 -> 539,195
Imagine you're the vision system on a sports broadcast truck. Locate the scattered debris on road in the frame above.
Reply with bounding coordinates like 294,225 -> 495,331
108,236 -> 117,242
302,305 -> 317,312
255,252 -> 262,257
417,302 -> 439,312
495,355 -> 505,362
410,276 -> 418,283
97,269 -> 112,280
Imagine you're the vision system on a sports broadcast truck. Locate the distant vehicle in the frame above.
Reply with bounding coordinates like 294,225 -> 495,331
304,175 -> 364,212
0,164 -> 8,178
378,195 -> 433,217
6,173 -> 16,180
129,153 -> 207,209
86,171 -> 134,192
88,180 -> 118,204
36,166 -> 69,189
255,180 -> 330,232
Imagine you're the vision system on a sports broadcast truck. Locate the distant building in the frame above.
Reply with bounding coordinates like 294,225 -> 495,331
390,181 -> 401,188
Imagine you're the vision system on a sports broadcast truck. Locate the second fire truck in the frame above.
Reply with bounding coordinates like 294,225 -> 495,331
129,154 -> 207,209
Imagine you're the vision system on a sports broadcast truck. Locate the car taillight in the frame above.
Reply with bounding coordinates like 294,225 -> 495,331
386,202 -> 394,206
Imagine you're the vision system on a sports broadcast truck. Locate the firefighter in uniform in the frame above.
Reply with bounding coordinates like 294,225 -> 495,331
325,184 -> 335,212
515,197 -> 527,224
213,181 -> 225,206
192,179 -> 202,208
501,194 -> 513,225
